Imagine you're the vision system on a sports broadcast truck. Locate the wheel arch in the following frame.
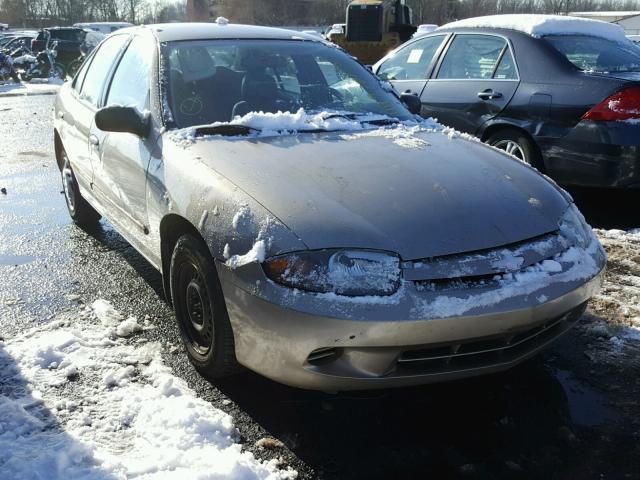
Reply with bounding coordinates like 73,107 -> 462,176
159,213 -> 207,305
480,122 -> 545,172
54,129 -> 64,171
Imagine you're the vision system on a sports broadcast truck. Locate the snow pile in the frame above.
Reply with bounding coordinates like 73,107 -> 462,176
596,228 -> 640,241
226,239 -> 267,269
0,300 -> 296,479
439,14 -> 630,43
92,298 -> 144,337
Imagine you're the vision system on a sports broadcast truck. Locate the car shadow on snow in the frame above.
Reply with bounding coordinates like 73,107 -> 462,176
0,342 -> 118,478
216,355 -> 623,479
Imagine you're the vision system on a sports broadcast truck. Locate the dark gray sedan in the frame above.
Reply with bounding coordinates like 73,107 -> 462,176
54,22 -> 605,391
374,14 -> 640,188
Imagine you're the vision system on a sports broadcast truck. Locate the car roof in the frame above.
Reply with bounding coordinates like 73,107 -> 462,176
44,26 -> 86,32
127,22 -> 322,43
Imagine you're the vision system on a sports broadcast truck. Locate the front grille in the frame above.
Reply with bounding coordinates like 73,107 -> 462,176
396,303 -> 586,374
404,231 -> 569,290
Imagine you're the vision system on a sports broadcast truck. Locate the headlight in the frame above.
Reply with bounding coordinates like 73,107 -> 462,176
262,249 -> 401,296
558,203 -> 592,248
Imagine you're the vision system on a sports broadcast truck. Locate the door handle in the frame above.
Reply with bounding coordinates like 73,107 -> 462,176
89,134 -> 99,146
478,89 -> 503,100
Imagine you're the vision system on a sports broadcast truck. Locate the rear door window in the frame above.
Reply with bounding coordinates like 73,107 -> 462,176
79,34 -> 129,106
437,34 -> 509,79
377,35 -> 446,81
493,48 -> 518,80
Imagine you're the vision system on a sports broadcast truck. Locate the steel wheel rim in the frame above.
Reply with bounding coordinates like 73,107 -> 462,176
493,139 -> 526,162
62,156 -> 76,214
177,260 -> 214,355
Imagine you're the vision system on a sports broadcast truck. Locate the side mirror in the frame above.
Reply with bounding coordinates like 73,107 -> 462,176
400,92 -> 421,115
95,105 -> 150,138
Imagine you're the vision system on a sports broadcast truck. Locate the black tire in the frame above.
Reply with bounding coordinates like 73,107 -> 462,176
60,149 -> 101,226
486,128 -> 544,171
170,234 -> 239,378
66,59 -> 82,79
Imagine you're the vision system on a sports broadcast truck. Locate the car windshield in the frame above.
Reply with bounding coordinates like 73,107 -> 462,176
544,35 -> 640,73
161,39 -> 412,129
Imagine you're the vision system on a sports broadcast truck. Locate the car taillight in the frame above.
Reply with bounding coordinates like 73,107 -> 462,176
582,87 -> 640,121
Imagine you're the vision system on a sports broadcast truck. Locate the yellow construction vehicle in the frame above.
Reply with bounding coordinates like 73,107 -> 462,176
329,0 -> 417,65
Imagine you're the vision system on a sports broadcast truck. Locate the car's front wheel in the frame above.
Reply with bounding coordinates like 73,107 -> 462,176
170,234 -> 239,379
486,129 -> 543,171
61,149 -> 101,226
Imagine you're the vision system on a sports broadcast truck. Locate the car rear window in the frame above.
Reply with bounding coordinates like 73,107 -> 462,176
49,29 -> 85,42
545,35 -> 640,73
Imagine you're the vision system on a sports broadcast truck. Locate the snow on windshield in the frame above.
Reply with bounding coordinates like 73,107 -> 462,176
169,108 -> 436,144
439,14 -> 631,44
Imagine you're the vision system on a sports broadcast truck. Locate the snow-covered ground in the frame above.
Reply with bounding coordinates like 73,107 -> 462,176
0,300 -> 296,479
580,228 -> 640,359
0,227 -> 638,478
0,78 -> 63,97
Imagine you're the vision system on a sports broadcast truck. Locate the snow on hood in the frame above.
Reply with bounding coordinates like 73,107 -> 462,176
0,300 -> 296,479
439,14 -> 631,44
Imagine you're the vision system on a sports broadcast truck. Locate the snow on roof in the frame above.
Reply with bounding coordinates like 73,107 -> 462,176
438,14 -> 630,43
570,11 -> 640,18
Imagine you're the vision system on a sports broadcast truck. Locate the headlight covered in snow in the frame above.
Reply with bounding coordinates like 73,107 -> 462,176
263,249 -> 401,296
558,203 -> 592,248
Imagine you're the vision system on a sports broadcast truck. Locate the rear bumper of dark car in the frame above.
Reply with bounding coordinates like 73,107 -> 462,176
539,120 -> 640,188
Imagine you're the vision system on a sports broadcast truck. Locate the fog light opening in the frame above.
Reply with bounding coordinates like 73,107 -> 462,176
307,347 -> 341,366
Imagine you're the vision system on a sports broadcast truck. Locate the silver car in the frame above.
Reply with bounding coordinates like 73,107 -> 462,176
53,22 -> 606,391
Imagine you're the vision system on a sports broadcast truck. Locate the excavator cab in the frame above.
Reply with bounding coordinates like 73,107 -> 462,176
332,0 -> 417,65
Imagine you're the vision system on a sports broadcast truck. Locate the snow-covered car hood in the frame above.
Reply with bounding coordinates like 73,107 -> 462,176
170,127 -> 569,260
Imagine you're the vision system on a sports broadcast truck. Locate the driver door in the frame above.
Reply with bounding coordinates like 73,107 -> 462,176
90,34 -> 155,244
375,34 -> 449,99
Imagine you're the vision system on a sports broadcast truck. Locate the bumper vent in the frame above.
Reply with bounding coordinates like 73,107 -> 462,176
307,347 -> 340,366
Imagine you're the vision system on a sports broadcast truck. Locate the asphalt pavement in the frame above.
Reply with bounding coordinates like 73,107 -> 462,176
1,94 -> 639,479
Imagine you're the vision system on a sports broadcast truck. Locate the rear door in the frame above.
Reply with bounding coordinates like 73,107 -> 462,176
420,33 -> 520,133
59,34 -> 128,195
73,34 -> 129,212
375,34 -> 448,97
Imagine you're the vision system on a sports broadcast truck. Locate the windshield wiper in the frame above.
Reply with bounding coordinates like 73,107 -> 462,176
320,112 -> 399,126
194,124 -> 260,137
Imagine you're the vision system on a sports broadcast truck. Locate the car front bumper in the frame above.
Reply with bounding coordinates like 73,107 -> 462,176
216,249 -> 606,391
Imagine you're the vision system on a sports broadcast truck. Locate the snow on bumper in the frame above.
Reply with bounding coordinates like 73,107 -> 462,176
217,237 -> 606,390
